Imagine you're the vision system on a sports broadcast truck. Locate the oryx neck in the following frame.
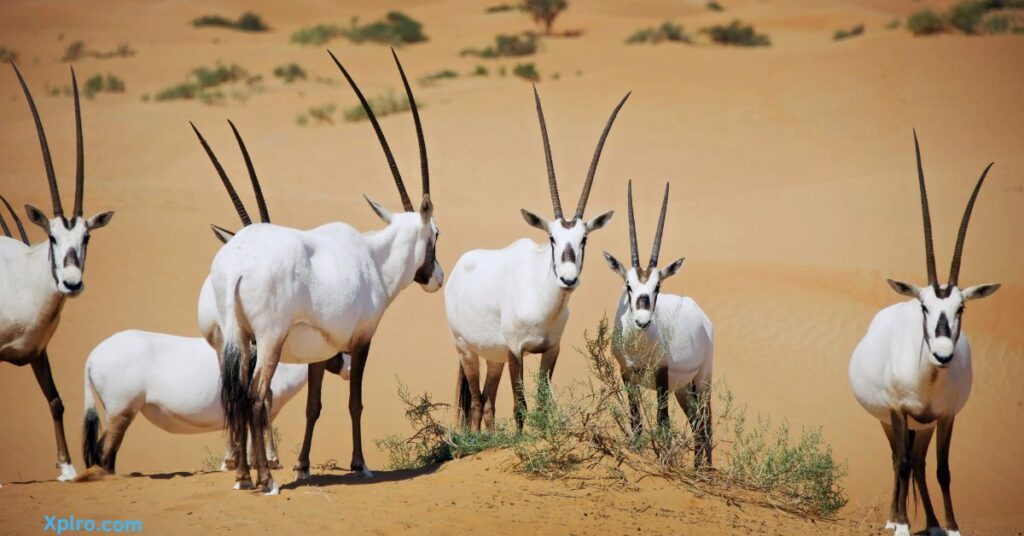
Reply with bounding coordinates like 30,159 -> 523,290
364,220 -> 422,301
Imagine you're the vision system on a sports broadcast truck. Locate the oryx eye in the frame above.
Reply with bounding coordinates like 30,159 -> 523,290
920,304 -> 927,314
49,236 -> 56,245
549,237 -> 555,245
626,284 -> 632,294
84,235 -> 91,245
581,237 -> 587,246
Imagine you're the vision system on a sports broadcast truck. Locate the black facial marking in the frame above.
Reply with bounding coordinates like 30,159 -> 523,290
63,248 -> 80,269
413,237 -> 437,284
561,244 -> 576,264
936,312 -> 951,339
636,295 -> 651,311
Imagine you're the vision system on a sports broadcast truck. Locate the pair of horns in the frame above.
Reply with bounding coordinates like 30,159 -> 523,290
627,180 -> 669,269
12,63 -> 86,219
192,120 -> 270,227
329,48 -> 428,212
0,193 -> 29,244
534,86 -> 630,221
913,129 -> 994,291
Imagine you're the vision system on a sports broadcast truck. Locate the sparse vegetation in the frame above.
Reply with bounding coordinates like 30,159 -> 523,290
61,40 -> 135,62
461,32 -> 540,58
485,3 -> 519,13
626,22 -> 692,44
906,1 -> 1024,36
471,65 -> 489,76
191,12 -> 270,32
0,46 -> 16,62
512,62 -> 540,81
343,89 -> 414,122
296,103 -> 338,126
522,0 -> 568,35
950,1 -> 987,34
199,446 -> 221,473
702,20 -> 771,46
154,63 -> 252,103
290,24 -> 343,46
291,12 -> 426,46
907,9 -> 948,35
419,69 -> 459,86
377,317 -> 848,518
706,1 -> 725,11
833,24 -> 865,41
62,41 -> 85,62
83,74 -> 125,98
885,18 -> 901,30
273,63 -> 307,83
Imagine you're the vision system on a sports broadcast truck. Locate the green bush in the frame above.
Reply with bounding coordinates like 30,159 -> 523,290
419,69 -> 459,86
192,12 -> 269,32
62,41 -> 85,62
907,9 -> 948,35
83,74 -> 125,98
0,46 -> 16,62
949,1 -> 987,34
342,89 -> 415,122
706,1 -> 724,11
471,65 -> 489,76
461,32 -> 540,58
703,20 -> 771,46
344,12 -> 427,46
290,24 -> 343,45
833,24 -> 865,41
273,63 -> 307,83
485,3 -> 519,13
626,22 -> 691,44
512,62 -> 540,81
523,0 -> 568,35
154,63 -> 249,102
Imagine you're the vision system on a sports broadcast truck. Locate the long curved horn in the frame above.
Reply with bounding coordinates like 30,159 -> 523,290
533,85 -> 562,220
190,122 -> 251,226
227,120 -> 270,223
391,48 -> 428,199
627,180 -> 639,268
575,92 -> 630,220
948,162 -> 994,287
0,193 -> 29,244
328,50 -> 414,212
12,63 -> 63,217
72,67 -> 85,217
913,130 -> 938,291
649,182 -> 669,269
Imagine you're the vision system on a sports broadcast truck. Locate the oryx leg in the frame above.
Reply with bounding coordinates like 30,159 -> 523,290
99,411 -> 134,474
621,368 -> 642,436
887,410 -> 912,535
539,344 -> 559,381
349,341 -> 373,477
507,351 -> 527,431
249,343 -> 280,494
221,442 -> 237,472
295,360 -> 326,479
936,416 -> 960,535
457,352 -> 483,432
910,427 -> 942,534
233,418 -> 252,490
655,365 -> 670,428
482,360 -> 504,432
678,382 -> 713,469
31,351 -> 75,481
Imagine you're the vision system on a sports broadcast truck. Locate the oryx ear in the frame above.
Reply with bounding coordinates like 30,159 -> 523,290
419,195 -> 433,224
660,257 -> 685,280
586,210 -> 614,232
86,211 -> 115,230
521,209 -> 549,232
603,251 -> 627,278
962,283 -> 1000,301
887,279 -> 920,298
25,204 -> 49,230
210,224 -> 235,244
364,195 -> 394,223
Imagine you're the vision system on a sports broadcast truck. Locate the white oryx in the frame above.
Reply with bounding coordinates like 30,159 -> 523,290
79,122 -> 349,475
602,181 -> 713,467
206,49 -> 443,493
849,132 -> 999,536
445,87 -> 626,431
0,64 -> 114,482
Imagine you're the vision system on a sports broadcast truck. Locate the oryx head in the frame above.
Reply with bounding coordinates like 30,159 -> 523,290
331,49 -> 444,293
887,131 -> 1000,367
522,87 -> 626,290
13,64 -> 114,296
603,181 -> 684,330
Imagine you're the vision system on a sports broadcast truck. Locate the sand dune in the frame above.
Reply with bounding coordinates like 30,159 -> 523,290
1,0 -> 1022,533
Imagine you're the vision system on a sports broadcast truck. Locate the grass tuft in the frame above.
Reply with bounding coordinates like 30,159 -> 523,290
461,32 -> 540,58
706,1 -> 725,11
419,69 -> 459,86
0,46 -> 17,62
702,20 -> 771,46
273,63 -> 307,83
512,62 -> 541,81
626,22 -> 691,44
291,12 -> 426,46
192,12 -> 270,32
154,63 -> 251,103
833,24 -> 865,41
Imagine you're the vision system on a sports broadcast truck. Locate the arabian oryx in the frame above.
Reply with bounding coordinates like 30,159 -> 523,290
849,132 -> 1000,536
602,181 -> 713,467
206,49 -> 443,493
445,87 -> 626,432
0,64 -> 114,482
79,122 -> 348,475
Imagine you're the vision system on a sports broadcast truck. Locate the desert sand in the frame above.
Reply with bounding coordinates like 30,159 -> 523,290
1,0 -> 1022,534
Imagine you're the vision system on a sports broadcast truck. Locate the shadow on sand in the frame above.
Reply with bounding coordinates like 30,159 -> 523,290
282,464 -> 443,490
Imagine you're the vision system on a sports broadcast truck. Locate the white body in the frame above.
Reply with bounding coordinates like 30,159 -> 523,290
849,300 -> 972,431
0,239 -> 65,363
611,293 -> 714,392
446,238 -> 573,363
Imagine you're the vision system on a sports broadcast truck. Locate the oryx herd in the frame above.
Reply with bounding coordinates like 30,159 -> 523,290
0,50 -> 1003,535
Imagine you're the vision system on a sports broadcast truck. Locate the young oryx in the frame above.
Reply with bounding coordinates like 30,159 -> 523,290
602,181 -> 713,467
849,132 -> 999,536
445,87 -> 626,432
207,49 -> 443,493
0,64 -> 114,482
79,122 -> 347,475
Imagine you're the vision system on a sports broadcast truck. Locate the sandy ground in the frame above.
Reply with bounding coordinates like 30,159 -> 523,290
1,0 -> 1022,533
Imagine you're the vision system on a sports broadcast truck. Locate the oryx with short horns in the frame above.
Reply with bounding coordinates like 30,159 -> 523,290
603,181 -> 713,467
444,86 -> 626,431
205,49 -> 443,493
849,131 -> 1000,536
1,64 -> 114,482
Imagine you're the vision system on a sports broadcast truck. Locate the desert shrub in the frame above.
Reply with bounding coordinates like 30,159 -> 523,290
419,69 -> 459,86
198,446 -> 222,472
62,40 -> 85,62
344,12 -> 427,46
461,32 -> 539,58
342,89 -> 415,122
833,24 -> 865,40
0,46 -> 16,62
485,3 -> 519,13
290,24 -> 343,45
512,62 -> 540,81
60,40 -> 135,62
907,9 -> 948,35
83,74 -> 125,98
155,63 -> 250,102
949,1 -> 987,33
626,22 -> 691,44
983,14 -> 1012,32
523,0 -> 568,35
703,20 -> 771,46
706,1 -> 724,11
471,65 -> 489,76
192,12 -> 269,32
885,18 -> 901,30
273,63 -> 307,83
